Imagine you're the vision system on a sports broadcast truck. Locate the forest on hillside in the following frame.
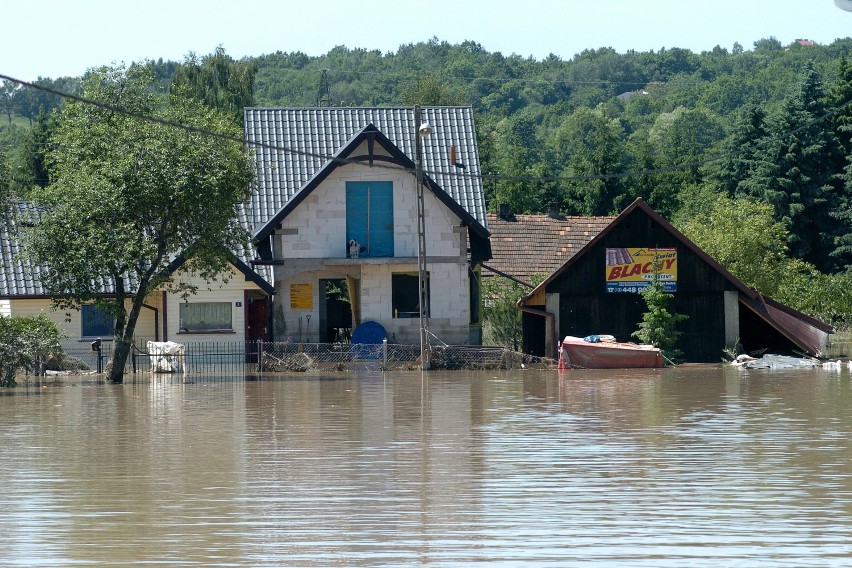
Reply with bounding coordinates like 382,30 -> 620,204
3,37 -> 852,326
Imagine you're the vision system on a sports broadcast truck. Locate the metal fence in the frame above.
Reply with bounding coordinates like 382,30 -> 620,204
41,340 -> 555,376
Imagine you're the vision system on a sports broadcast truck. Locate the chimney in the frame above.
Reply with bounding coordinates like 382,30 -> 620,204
498,203 -> 511,220
548,201 -> 562,219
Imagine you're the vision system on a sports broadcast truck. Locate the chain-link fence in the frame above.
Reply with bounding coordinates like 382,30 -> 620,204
258,341 -> 553,372
27,340 -> 555,377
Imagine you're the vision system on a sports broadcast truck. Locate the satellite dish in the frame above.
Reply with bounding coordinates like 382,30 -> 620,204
837,0 -> 852,12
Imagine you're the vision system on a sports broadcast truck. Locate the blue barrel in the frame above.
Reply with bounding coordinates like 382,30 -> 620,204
350,321 -> 387,359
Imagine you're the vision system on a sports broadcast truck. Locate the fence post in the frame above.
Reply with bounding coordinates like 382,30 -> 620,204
257,339 -> 263,373
383,338 -> 388,368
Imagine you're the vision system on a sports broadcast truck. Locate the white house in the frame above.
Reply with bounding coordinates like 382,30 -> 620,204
1,106 -> 491,357
243,107 -> 492,346
0,202 -> 274,355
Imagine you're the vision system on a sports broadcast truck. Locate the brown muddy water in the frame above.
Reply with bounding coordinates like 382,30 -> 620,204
1,365 -> 852,567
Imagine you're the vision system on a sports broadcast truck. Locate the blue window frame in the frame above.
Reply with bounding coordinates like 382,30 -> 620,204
81,304 -> 114,338
346,181 -> 394,257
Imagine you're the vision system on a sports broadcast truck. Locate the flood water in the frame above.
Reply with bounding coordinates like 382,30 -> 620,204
2,365 -> 852,567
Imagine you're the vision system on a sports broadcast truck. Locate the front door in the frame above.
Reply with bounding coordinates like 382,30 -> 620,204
247,296 -> 269,341
246,295 -> 269,363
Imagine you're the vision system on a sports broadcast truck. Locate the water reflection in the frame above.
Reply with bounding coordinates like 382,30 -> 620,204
1,367 -> 851,566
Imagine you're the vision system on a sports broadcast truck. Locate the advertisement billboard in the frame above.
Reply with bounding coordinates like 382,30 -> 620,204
605,247 -> 677,293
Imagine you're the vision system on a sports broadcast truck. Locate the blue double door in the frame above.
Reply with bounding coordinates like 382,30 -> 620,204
346,181 -> 394,257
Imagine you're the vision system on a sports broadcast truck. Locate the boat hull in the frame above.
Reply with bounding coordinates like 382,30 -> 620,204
558,336 -> 663,369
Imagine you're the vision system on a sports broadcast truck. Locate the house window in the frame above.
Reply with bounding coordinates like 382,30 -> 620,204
179,302 -> 233,332
81,304 -> 114,338
392,272 -> 429,318
346,181 -> 394,257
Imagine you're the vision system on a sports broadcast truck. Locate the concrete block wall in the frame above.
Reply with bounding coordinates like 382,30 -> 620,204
276,158 -> 464,261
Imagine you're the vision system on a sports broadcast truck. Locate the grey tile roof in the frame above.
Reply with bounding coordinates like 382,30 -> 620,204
0,202 -> 48,297
1,201 -> 271,298
243,107 -> 487,234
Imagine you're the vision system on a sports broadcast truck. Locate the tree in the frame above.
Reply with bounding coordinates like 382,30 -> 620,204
23,64 -> 255,383
0,145 -> 11,204
547,106 -> 628,215
17,109 -> 55,191
709,104 -> 767,196
14,76 -> 80,124
827,55 -> 852,153
482,277 -> 533,350
0,80 -> 18,124
636,106 -> 728,218
400,72 -> 467,106
170,46 -> 257,124
0,314 -> 63,387
632,272 -> 688,362
678,195 -> 790,296
737,63 -> 845,272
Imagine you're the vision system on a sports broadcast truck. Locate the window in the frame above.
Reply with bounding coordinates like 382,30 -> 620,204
392,272 -> 429,318
179,302 -> 233,332
346,181 -> 394,257
81,304 -> 114,338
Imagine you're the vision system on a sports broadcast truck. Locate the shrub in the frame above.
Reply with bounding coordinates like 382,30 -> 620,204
0,314 -> 64,386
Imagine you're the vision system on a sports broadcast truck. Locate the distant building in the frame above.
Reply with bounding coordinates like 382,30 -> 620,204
616,89 -> 648,102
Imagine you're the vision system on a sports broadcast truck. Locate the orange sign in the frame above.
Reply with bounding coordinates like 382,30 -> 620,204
289,283 -> 313,310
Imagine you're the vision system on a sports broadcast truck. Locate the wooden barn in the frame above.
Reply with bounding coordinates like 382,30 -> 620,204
517,198 -> 834,362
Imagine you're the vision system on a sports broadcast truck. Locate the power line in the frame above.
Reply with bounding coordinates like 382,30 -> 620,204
1,72 -> 850,185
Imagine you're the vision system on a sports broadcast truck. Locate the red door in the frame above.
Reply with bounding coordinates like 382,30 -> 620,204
247,297 -> 269,342
246,296 -> 269,364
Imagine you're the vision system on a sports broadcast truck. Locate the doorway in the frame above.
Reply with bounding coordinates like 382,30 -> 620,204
319,279 -> 352,343
245,294 -> 270,363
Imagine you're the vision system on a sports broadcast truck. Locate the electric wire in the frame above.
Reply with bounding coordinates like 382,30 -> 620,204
1,72 -> 851,186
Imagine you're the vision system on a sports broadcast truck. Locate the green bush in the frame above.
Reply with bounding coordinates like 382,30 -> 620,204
0,314 -> 64,387
632,275 -> 688,362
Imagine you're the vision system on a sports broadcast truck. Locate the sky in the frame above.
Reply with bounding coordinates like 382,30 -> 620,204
2,0 -> 851,82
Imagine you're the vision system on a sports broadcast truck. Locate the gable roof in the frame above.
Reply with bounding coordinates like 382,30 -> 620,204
485,212 -> 614,285
519,197 -> 833,356
243,106 -> 488,237
252,123 -> 488,244
0,202 -> 273,299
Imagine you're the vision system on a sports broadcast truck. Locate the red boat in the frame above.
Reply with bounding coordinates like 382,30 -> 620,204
558,336 -> 663,369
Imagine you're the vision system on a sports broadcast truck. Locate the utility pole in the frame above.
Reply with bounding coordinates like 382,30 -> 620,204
414,105 -> 432,370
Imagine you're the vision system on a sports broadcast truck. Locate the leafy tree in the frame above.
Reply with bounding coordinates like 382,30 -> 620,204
0,145 -> 11,204
645,106 -> 727,217
773,262 -> 852,330
482,276 -> 542,350
170,46 -> 257,124
548,106 -> 627,215
678,195 -> 790,295
400,72 -> 468,106
0,314 -> 63,387
14,76 -> 80,124
632,271 -> 688,361
17,109 -> 55,191
23,64 -> 255,383
0,80 -> 18,124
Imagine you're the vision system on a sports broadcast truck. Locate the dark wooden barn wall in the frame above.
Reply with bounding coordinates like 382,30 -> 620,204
521,309 -> 546,357
547,208 -> 737,363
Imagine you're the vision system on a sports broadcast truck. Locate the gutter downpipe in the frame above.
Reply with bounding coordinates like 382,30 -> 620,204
516,299 -> 558,360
